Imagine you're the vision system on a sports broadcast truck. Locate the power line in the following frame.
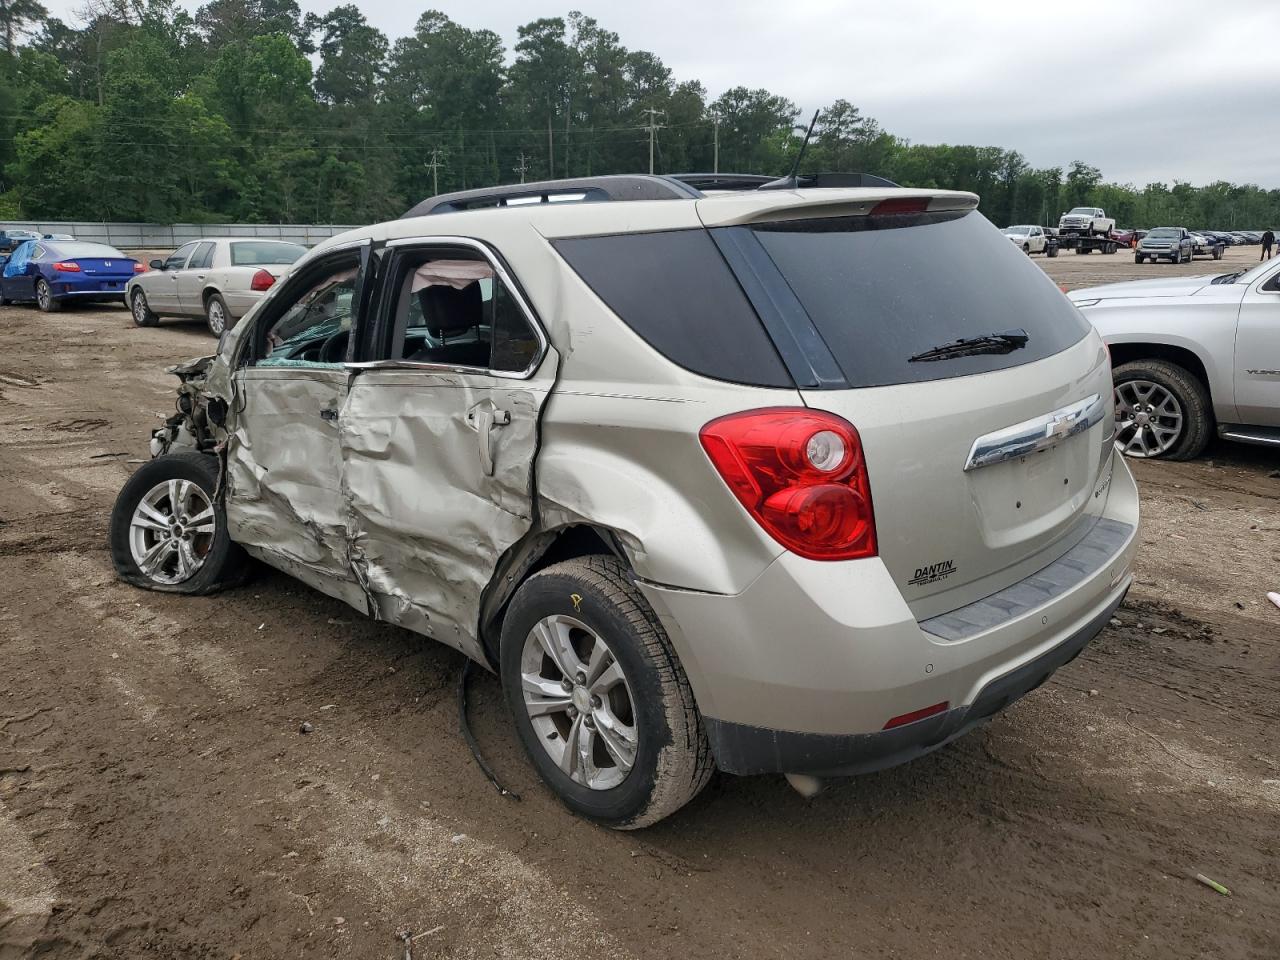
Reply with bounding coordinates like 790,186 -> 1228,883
642,107 -> 665,175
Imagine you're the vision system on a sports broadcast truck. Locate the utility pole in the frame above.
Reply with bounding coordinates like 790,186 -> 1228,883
713,114 -> 720,174
547,115 -> 554,181
425,148 -> 446,196
643,107 -> 666,175
513,152 -> 530,184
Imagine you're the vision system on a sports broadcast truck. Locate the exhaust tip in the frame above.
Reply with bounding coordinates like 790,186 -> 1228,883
784,773 -> 824,799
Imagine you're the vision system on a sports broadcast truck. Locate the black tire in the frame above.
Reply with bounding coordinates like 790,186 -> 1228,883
1135,254 -> 1145,264
1172,250 -> 1182,264
1112,359 -> 1213,461
1022,243 -> 1030,254
205,292 -> 230,337
109,452 -> 250,594
35,278 -> 61,312
1075,245 -> 1089,254
500,555 -> 713,829
1046,245 -> 1058,258
1104,242 -> 1117,254
131,289 -> 159,327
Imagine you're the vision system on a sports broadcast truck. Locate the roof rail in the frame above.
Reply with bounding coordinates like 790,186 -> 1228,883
402,174 -> 700,218
401,170 -> 902,219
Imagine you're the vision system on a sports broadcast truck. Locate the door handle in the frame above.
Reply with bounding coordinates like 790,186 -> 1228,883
320,407 -> 338,422
467,403 -> 510,476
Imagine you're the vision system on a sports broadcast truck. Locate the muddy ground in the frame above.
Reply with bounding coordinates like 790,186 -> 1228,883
1,244 -> 1277,959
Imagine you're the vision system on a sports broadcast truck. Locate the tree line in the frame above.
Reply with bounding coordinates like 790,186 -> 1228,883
1,0 -> 1277,229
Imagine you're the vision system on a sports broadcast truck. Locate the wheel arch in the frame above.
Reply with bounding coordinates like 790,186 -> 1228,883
1108,341 -> 1212,397
479,523 -> 630,666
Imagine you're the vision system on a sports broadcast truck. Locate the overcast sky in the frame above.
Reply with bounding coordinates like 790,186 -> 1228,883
41,0 -> 1280,187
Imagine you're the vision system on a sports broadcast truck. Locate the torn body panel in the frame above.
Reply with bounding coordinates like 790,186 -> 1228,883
223,367 -> 357,587
339,363 -> 557,661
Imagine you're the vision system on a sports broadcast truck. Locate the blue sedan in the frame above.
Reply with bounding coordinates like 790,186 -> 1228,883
0,239 -> 143,312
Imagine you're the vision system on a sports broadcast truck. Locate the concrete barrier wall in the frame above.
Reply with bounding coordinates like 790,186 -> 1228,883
0,221 -> 359,249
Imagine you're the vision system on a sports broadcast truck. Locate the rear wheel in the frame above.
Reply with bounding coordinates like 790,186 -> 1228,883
1022,243 -> 1030,254
131,289 -> 158,327
1112,360 -> 1212,460
109,452 -> 250,594
205,292 -> 230,337
501,556 -> 713,829
35,279 -> 60,312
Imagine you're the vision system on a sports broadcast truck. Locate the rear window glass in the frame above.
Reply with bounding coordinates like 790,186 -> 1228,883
45,242 -> 127,259
551,230 -> 791,388
746,210 -> 1091,388
231,241 -> 306,266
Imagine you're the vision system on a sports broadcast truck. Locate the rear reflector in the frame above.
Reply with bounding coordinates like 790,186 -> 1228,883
52,261 -> 81,272
883,701 -> 949,730
870,197 -> 930,216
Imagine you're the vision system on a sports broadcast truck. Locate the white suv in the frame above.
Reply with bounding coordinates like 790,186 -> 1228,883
108,174 -> 1139,828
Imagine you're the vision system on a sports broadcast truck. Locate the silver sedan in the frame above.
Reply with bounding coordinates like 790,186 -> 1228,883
126,238 -> 307,336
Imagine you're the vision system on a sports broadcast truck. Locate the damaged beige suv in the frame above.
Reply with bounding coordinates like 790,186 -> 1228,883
109,174 -> 1139,828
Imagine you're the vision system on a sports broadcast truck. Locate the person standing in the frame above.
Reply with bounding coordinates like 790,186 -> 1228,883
1263,229 -> 1275,261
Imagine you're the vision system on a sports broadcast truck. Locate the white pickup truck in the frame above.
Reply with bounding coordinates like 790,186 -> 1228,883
1059,207 -> 1115,236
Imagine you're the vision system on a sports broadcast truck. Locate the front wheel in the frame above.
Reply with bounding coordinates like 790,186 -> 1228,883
35,279 -> 61,312
501,556 -> 713,829
1135,253 -> 1145,264
131,289 -> 158,327
1112,359 -> 1212,460
109,452 -> 250,593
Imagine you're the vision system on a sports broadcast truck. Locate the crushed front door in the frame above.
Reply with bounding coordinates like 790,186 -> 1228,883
339,242 -> 557,660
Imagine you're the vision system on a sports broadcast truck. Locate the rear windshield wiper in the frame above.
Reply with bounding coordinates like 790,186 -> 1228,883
1210,270 -> 1245,285
908,329 -> 1029,363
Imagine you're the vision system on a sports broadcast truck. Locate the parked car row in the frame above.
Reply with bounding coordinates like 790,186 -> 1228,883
0,235 -> 307,334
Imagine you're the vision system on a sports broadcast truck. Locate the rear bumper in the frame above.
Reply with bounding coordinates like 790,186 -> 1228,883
640,453 -> 1139,775
704,583 -> 1125,775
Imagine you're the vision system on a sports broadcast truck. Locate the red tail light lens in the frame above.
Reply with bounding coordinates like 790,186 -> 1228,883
52,261 -> 81,272
870,197 -> 930,216
699,408 -> 877,561
250,269 -> 276,291
133,262 -> 146,272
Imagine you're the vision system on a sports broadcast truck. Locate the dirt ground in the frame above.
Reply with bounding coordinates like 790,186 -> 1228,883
1,243 -> 1277,960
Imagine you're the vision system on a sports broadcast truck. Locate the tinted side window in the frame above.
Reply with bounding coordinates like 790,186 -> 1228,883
189,242 -> 215,270
165,243 -> 196,271
552,230 -> 792,388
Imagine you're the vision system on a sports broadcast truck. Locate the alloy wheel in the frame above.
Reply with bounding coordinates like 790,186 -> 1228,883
520,614 -> 638,791
37,282 -> 50,310
1114,380 -> 1183,457
127,479 -> 216,584
133,294 -> 147,325
207,298 -> 225,335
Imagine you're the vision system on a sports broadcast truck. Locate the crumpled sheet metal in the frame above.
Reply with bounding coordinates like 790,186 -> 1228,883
224,370 -> 356,586
339,371 -> 544,660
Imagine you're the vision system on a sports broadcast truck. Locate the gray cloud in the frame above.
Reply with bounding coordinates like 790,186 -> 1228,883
39,0 -> 1280,186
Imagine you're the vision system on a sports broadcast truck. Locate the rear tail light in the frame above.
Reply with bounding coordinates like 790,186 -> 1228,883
133,262 -> 146,272
250,269 -> 276,291
52,261 -> 81,272
699,408 -> 877,561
